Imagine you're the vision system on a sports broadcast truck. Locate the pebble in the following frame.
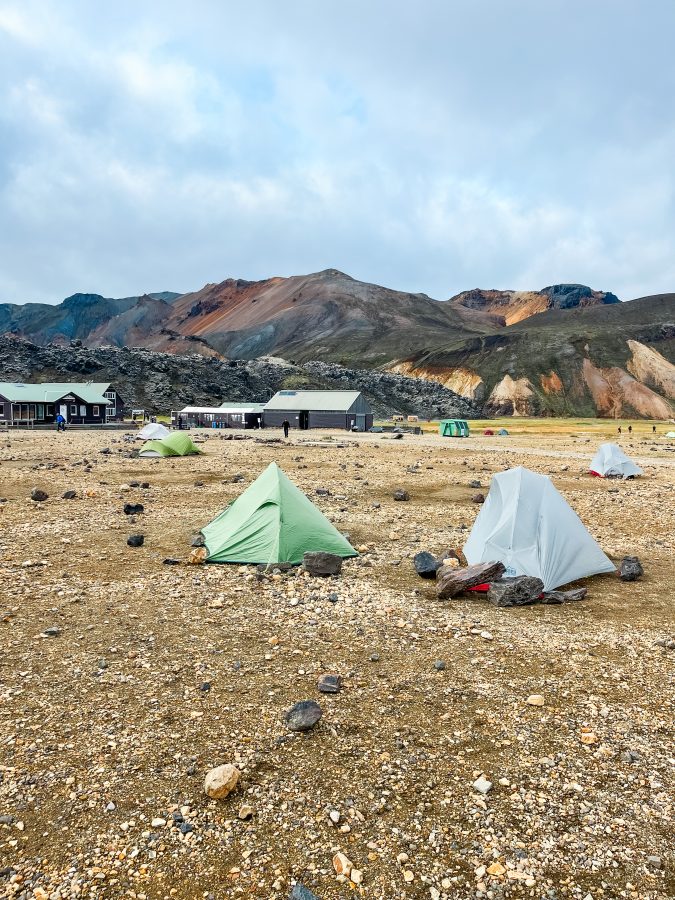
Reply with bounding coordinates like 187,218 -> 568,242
472,775 -> 493,794
317,673 -> 341,693
526,694 -> 546,706
204,763 -> 241,799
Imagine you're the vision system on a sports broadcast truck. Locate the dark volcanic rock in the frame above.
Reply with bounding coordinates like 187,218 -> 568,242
619,556 -> 643,581
471,493 -> 485,504
285,700 -> 323,732
61,490 -> 77,500
393,489 -> 410,501
123,503 -> 144,515
317,673 -> 341,694
541,587 -> 587,604
487,576 -> 544,607
31,488 -> 48,502
303,552 -> 343,577
127,534 -> 144,547
414,551 -> 441,579
290,884 -> 321,900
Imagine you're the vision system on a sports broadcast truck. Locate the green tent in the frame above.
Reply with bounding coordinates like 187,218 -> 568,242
440,419 -> 470,437
201,462 -> 358,565
139,432 -> 202,457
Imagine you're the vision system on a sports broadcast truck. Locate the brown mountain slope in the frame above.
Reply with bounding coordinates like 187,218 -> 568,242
159,269 -> 493,364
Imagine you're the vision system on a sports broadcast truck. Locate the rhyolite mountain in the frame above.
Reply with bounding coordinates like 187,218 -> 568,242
1,270 -> 673,417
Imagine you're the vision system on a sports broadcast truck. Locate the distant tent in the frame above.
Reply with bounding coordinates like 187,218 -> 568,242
498,428 -> 509,436
589,443 -> 643,479
464,466 -> 615,591
665,431 -> 675,438
139,432 -> 202,457
137,422 -> 171,440
483,429 -> 494,436
201,462 -> 358,565
440,419 -> 470,437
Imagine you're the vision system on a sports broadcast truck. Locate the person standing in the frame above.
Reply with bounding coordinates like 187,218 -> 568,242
282,419 -> 290,439
617,426 -> 622,435
653,424 -> 657,434
628,424 -> 632,435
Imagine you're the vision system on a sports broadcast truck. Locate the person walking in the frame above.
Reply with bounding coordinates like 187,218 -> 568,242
628,424 -> 632,435
55,413 -> 66,432
617,426 -> 622,435
282,419 -> 290,439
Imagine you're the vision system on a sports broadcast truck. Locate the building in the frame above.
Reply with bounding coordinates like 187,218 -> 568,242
263,390 -> 374,431
171,403 -> 266,429
0,382 -> 115,426
92,383 -> 125,421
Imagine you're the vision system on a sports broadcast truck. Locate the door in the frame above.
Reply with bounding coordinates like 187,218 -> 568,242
356,414 -> 366,431
59,404 -> 68,419
299,411 -> 309,430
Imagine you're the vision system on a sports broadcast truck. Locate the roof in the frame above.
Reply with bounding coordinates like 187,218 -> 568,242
264,390 -> 363,411
179,405 -> 264,414
0,382 -> 111,405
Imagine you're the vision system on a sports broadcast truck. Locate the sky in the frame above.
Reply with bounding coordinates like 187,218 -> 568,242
1,0 -> 675,304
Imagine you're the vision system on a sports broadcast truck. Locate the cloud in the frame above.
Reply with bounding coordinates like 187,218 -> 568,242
1,0 -> 675,303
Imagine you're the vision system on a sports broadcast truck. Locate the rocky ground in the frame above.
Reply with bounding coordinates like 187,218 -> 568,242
0,427 -> 673,900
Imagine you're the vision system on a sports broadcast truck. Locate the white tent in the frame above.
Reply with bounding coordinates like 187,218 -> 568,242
463,466 -> 615,591
137,422 -> 171,440
589,443 -> 643,479
666,431 -> 675,438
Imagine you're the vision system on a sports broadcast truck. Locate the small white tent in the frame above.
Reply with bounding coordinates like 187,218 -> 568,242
137,422 -> 171,440
463,466 -> 615,591
589,443 -> 643,479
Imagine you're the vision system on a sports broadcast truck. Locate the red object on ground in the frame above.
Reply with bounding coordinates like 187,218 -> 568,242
589,470 -> 602,477
484,429 -> 494,436
466,583 -> 490,592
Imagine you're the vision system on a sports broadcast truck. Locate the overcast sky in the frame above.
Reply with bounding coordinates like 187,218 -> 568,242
1,0 -> 675,304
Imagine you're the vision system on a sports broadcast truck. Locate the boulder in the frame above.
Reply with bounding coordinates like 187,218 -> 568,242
303,551 -> 343,577
127,534 -> 144,547
437,560 -> 506,599
123,503 -> 144,516
31,488 -> 48,502
393,489 -> 410,501
619,556 -> 643,581
285,700 -> 323,732
414,551 -> 441,579
487,576 -> 544,607
204,764 -> 240,799
471,493 -> 485,504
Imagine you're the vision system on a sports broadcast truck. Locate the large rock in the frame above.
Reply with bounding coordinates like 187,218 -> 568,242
290,885 -> 321,900
487,576 -> 544,607
303,552 -> 343,577
31,488 -> 48,502
204,764 -> 240,799
437,561 -> 506,599
393,489 -> 410,501
285,700 -> 323,732
414,551 -> 441,579
541,588 -> 587,604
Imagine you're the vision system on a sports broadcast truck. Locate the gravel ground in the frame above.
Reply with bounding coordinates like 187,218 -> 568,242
0,427 -> 673,900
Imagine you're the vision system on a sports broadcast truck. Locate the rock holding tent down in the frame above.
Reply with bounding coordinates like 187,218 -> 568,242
487,576 -> 544,607
303,551 -> 343,576
414,551 -> 441,578
437,561 -> 505,599
541,588 -> 587,604
619,556 -> 643,581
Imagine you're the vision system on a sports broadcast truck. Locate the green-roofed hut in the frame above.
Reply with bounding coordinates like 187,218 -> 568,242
0,381 -> 122,426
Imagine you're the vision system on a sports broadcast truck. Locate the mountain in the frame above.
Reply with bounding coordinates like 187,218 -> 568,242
1,272 -> 673,418
448,284 -> 620,326
394,294 -> 675,418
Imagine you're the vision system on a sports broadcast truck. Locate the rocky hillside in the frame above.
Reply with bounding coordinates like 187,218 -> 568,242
0,337 -> 481,419
394,295 -> 675,418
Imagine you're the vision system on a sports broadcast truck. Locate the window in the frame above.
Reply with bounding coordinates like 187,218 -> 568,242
0,403 -> 4,416
92,405 -> 99,416
46,404 -> 54,417
79,405 -> 86,417
36,404 -> 44,419
70,404 -> 77,415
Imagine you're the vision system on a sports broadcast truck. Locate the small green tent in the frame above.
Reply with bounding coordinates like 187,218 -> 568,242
201,462 -> 358,565
440,419 -> 470,437
139,432 -> 202,457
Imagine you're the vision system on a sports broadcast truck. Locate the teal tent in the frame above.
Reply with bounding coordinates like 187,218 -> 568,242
440,419 -> 470,437
201,462 -> 358,565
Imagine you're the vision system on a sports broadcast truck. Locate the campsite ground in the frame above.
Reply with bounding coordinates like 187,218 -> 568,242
0,425 -> 673,900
